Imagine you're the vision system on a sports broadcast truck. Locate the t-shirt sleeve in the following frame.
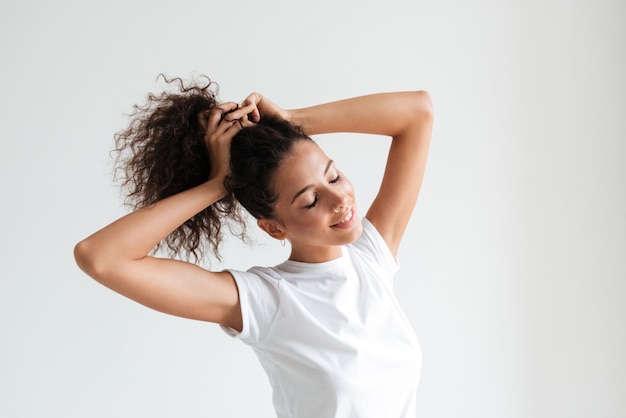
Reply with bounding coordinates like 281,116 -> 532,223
220,268 -> 280,345
356,218 -> 401,284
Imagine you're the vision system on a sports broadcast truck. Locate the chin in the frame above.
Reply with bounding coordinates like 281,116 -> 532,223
344,218 -> 364,244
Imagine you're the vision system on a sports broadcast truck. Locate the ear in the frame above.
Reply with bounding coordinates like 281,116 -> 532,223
257,218 -> 288,241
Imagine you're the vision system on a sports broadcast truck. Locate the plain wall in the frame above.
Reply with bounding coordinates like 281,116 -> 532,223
1,0 -> 624,417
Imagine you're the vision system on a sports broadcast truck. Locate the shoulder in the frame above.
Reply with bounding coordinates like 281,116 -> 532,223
226,266 -> 285,298
223,267 -> 284,344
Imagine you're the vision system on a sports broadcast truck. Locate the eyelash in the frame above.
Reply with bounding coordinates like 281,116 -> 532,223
305,197 -> 319,209
304,175 -> 342,209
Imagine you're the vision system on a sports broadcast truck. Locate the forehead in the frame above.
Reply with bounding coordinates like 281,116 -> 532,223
273,141 -> 330,193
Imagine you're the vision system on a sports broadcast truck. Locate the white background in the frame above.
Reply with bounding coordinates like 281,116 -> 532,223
1,1 -> 624,417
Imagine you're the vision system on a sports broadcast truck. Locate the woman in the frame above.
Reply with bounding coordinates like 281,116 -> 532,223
74,76 -> 434,417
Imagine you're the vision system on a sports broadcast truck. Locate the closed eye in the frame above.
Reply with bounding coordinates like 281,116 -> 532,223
305,195 -> 319,209
329,174 -> 342,184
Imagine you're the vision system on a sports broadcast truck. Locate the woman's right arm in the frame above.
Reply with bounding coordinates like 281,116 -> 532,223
74,102 -> 256,331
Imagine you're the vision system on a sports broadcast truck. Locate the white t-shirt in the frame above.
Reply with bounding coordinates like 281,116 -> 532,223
223,218 -> 421,418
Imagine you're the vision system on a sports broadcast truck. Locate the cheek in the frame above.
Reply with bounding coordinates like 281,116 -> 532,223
295,211 -> 325,228
285,209 -> 329,234
278,207 -> 317,229
342,178 -> 356,195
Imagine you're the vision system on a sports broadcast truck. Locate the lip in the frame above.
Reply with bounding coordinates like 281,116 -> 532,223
331,207 -> 357,229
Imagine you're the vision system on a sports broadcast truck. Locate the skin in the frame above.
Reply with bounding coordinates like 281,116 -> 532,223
258,141 -> 362,263
74,91 -> 434,333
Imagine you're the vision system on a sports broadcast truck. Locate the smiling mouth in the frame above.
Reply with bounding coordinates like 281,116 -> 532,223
331,207 -> 354,227
338,209 -> 353,224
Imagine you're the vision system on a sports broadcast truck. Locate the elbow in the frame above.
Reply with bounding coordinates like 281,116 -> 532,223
393,91 -> 432,138
413,90 -> 434,119
74,238 -> 106,280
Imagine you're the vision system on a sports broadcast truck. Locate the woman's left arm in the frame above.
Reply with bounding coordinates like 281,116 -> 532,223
287,91 -> 434,257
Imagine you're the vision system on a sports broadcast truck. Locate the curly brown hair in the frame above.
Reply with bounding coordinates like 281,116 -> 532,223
113,75 -> 245,262
113,75 -> 311,263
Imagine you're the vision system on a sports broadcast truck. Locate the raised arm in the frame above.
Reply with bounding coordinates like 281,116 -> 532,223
287,92 -> 434,256
74,102 -> 257,331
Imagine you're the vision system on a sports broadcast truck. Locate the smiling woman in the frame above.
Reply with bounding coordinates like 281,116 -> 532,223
74,75 -> 434,418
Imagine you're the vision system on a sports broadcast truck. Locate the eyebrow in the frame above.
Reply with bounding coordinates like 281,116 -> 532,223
290,160 -> 334,204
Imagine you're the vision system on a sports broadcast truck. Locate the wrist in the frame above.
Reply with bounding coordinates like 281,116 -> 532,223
286,108 -> 305,130
203,176 -> 228,201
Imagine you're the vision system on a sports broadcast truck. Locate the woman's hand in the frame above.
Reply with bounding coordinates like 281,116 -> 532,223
240,92 -> 289,122
197,102 -> 256,182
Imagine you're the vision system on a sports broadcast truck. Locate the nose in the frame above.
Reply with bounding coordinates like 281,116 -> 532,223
330,192 -> 348,213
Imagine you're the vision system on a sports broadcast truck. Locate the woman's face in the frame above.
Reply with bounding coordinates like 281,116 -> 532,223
267,140 -> 363,263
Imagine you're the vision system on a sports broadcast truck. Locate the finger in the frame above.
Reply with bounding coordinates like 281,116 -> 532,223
222,103 -> 258,123
207,107 -> 225,128
217,113 -> 253,136
211,118 -> 238,139
241,92 -> 261,107
248,106 -> 261,123
207,102 -> 239,126
220,101 -> 239,117
212,119 -> 239,140
205,103 -> 254,143
243,93 -> 262,122
197,110 -> 210,129
221,116 -> 253,137
239,117 -> 255,129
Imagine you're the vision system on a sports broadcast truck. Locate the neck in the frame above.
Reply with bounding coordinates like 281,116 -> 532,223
288,244 -> 343,263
